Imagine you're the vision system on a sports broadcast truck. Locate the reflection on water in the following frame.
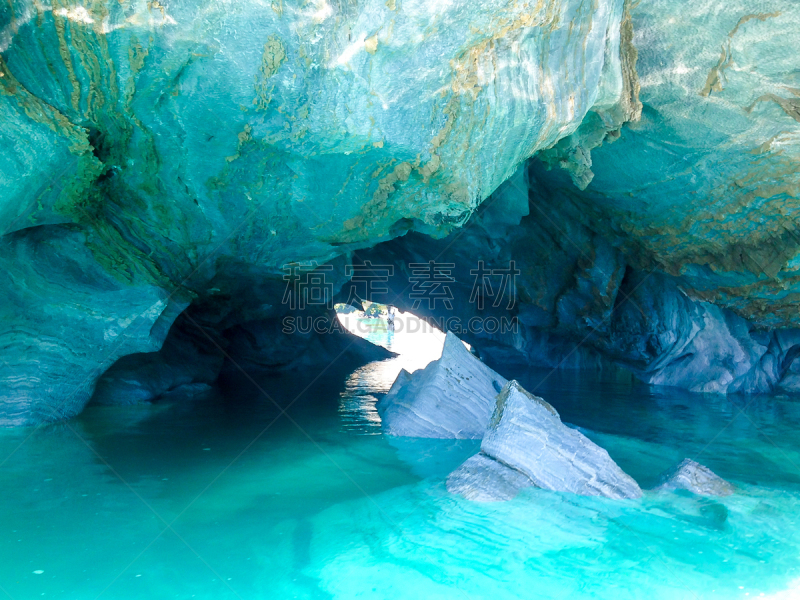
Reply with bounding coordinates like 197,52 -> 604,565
1,356 -> 800,598
338,360 -> 397,434
337,312 -> 449,435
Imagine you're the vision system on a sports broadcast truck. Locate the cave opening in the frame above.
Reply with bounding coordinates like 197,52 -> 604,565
4,0 -> 800,596
334,301 -> 451,367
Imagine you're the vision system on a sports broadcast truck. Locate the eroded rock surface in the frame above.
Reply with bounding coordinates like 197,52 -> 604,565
543,1 -> 800,328
377,332 -> 506,439
0,226 -> 186,426
654,459 -> 734,497
0,0 -> 636,424
359,164 -> 800,394
2,0 -> 800,424
90,313 -> 225,405
449,381 -> 642,500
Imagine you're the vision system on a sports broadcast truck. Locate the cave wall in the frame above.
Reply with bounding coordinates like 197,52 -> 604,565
356,161 -> 800,395
1,0 -> 799,424
0,0 -> 635,425
541,0 -> 800,327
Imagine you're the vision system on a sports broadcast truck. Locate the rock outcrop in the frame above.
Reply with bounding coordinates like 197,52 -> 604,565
541,1 -> 800,328
90,313 -> 225,405
0,0 -> 636,425
358,163 -> 800,395
654,459 -> 734,497
353,1 -> 800,397
448,381 -> 642,500
0,226 -> 187,426
377,333 -> 506,439
2,0 -> 800,424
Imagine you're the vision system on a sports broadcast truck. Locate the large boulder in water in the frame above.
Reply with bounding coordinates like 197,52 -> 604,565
654,459 -> 734,497
376,332 -> 507,439
448,380 -> 642,500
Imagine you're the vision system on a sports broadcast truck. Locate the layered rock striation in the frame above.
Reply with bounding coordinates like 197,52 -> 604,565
0,0 -> 636,424
2,0 -> 800,424
448,381 -> 642,501
377,332 -> 506,438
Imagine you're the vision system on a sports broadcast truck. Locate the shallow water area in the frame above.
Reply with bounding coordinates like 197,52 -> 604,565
2,333 -> 800,598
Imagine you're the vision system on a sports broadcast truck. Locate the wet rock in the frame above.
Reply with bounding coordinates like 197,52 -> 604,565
0,226 -> 186,426
451,381 -> 642,500
446,452 -> 533,502
377,333 -> 507,439
654,459 -> 734,497
90,315 -> 225,405
0,0 -> 630,425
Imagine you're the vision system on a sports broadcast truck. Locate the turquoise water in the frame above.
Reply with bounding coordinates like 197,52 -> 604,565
2,334 -> 800,598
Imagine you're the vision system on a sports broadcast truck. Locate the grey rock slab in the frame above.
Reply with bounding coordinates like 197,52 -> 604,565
377,332 -> 507,438
468,381 -> 642,500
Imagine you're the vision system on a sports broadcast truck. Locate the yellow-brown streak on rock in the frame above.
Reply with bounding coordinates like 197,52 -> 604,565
125,35 -> 149,106
51,2 -> 82,112
700,11 -> 782,97
687,155 -> 800,234
254,35 -> 286,111
688,284 -> 800,329
0,54 -> 90,152
417,153 -> 440,183
425,0 -> 563,213
226,124 -> 253,163
619,0 -> 642,121
700,45 -> 732,97
68,15 -> 106,118
729,11 -> 782,37
334,160 -> 417,242
0,54 -> 106,224
750,131 -> 793,155
747,93 -> 800,123
97,3 -> 120,101
364,34 -> 378,55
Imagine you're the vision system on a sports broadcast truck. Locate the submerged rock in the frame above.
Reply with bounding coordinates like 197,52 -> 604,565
654,459 -> 734,497
450,381 -> 642,500
377,333 -> 507,439
446,452 -> 534,502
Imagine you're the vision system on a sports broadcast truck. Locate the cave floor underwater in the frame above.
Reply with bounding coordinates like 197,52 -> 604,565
2,331 -> 800,600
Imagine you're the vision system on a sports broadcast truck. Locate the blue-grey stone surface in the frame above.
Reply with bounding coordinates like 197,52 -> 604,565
544,1 -> 800,328
451,380 -> 642,500
446,452 -> 533,502
377,332 -> 507,438
3,0 -> 800,424
0,226 -> 187,425
0,0 -> 636,424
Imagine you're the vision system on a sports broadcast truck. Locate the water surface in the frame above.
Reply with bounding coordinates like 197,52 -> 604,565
2,338 -> 800,599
